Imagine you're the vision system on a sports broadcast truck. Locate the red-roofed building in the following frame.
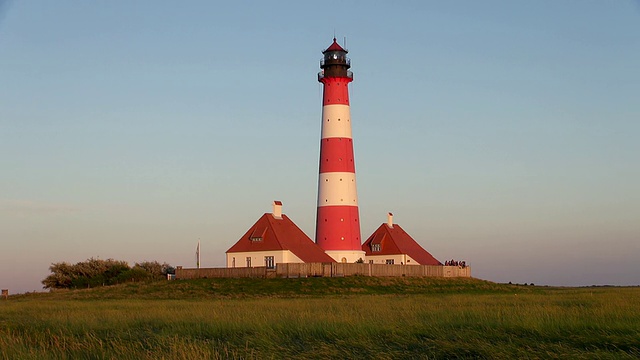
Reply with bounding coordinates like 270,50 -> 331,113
362,213 -> 442,266
226,201 -> 335,268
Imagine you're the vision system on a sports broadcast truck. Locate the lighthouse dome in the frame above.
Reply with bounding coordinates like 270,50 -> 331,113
323,38 -> 348,53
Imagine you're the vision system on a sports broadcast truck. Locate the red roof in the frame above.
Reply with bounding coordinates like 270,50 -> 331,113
362,223 -> 442,265
323,38 -> 347,53
227,213 -> 335,263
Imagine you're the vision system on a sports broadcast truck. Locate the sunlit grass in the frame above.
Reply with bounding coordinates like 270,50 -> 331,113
1,278 -> 639,359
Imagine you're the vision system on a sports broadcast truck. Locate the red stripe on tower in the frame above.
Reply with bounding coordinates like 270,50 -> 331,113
315,38 -> 365,263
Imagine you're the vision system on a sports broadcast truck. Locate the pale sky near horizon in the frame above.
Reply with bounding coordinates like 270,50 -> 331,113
1,1 -> 639,293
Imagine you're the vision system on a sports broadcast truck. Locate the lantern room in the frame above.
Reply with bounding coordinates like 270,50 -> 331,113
319,38 -> 352,79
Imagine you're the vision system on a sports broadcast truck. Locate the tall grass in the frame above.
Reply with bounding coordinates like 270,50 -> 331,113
1,279 -> 638,359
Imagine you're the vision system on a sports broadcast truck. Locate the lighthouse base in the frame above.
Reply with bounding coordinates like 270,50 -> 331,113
324,250 -> 366,264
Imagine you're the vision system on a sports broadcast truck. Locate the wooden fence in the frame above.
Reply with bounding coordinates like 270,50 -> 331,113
176,263 -> 471,280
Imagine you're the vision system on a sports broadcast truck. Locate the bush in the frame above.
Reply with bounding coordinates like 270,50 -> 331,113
115,267 -> 152,284
133,261 -> 175,280
42,258 -> 174,290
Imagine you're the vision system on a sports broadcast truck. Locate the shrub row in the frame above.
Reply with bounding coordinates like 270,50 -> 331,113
41,258 -> 174,290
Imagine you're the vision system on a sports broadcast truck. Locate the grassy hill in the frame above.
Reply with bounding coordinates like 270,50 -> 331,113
15,276 -> 535,300
2,277 -> 639,359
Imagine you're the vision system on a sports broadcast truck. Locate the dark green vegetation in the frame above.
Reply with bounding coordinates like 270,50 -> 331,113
2,277 -> 639,359
41,258 -> 174,290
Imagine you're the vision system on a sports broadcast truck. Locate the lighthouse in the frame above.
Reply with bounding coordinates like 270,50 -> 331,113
315,38 -> 365,263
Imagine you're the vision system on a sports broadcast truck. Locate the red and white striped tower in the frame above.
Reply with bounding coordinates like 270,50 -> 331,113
315,38 -> 365,263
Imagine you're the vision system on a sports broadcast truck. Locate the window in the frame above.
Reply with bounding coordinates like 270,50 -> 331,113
341,257 -> 347,263
371,233 -> 385,252
265,256 -> 275,269
369,260 -> 374,264
386,259 -> 394,265
250,225 -> 267,242
246,257 -> 252,268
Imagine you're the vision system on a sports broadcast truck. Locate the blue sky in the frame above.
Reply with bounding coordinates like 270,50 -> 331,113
1,1 -> 639,293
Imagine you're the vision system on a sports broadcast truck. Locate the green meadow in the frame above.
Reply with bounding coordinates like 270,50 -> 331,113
1,277 -> 638,359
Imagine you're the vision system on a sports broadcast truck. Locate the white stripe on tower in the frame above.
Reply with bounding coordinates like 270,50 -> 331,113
321,104 -> 352,139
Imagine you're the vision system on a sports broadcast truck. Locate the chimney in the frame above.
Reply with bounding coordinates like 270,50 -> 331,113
273,201 -> 283,219
387,212 -> 393,228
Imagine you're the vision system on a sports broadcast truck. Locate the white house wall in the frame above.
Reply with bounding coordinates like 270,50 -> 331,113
365,254 -> 419,265
226,250 -> 303,268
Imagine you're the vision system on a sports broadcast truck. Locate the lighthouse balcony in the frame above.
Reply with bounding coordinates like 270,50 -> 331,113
318,70 -> 353,81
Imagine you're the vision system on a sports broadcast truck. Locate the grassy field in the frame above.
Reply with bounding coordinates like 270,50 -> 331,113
1,277 -> 638,359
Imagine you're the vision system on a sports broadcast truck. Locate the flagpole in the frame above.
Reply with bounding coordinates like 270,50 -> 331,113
197,239 -> 201,269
